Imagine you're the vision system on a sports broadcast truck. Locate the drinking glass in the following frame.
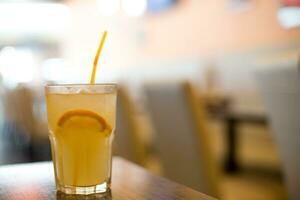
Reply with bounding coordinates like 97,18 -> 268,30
45,84 -> 117,195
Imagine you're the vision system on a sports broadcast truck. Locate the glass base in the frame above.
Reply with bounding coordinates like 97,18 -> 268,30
56,189 -> 112,200
57,182 -> 110,195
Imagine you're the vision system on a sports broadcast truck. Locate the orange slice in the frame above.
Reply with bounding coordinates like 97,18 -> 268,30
57,109 -> 112,136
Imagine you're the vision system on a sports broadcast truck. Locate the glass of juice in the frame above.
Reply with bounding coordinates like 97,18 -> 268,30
45,84 -> 117,195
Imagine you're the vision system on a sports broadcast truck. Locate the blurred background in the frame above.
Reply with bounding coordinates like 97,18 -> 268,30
0,0 -> 300,199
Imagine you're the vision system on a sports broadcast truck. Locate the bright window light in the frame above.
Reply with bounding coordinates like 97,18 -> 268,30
0,3 -> 71,38
0,47 -> 38,86
42,58 -> 90,83
278,6 -> 300,28
97,0 -> 120,16
42,58 -> 66,82
122,0 -> 147,17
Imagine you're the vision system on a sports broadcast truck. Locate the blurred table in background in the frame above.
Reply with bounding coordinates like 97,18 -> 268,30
205,95 -> 269,172
0,157 -> 216,200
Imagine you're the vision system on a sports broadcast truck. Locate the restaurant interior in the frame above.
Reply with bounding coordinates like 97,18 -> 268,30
0,0 -> 299,199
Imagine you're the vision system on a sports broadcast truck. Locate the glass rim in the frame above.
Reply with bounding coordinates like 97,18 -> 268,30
45,83 -> 117,87
45,83 -> 117,94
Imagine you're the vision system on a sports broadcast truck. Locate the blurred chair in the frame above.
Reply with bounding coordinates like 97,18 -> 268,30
1,85 -> 34,163
144,81 -> 220,197
256,65 -> 300,200
2,84 -> 50,163
114,86 -> 147,166
4,85 -> 35,138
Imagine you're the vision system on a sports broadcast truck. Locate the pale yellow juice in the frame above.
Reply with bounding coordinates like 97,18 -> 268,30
46,86 -> 116,190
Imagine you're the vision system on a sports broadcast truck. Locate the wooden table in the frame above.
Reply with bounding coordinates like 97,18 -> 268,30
206,97 -> 269,173
223,110 -> 268,172
0,157 -> 216,200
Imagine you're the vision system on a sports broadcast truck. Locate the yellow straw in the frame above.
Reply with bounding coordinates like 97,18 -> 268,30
90,31 -> 107,84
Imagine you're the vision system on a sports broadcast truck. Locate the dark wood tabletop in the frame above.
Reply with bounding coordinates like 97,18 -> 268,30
0,157 -> 216,200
